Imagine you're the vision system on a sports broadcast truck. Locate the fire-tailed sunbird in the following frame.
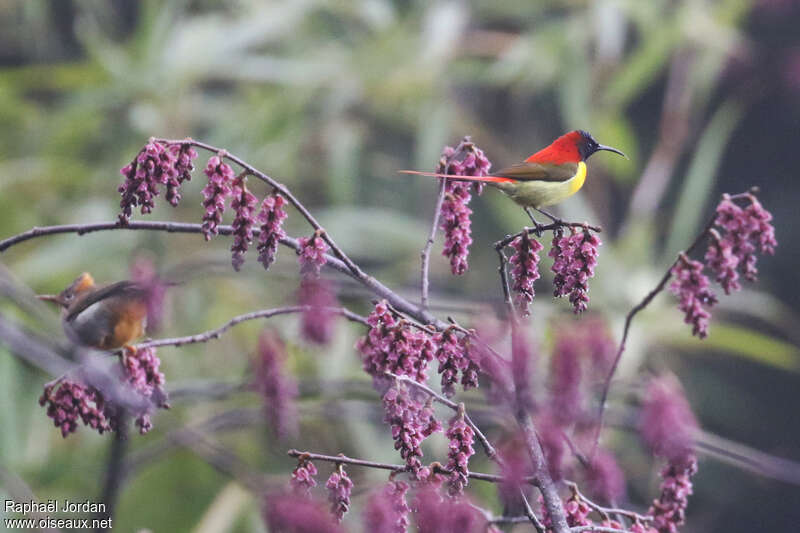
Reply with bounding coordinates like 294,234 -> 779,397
400,130 -> 626,222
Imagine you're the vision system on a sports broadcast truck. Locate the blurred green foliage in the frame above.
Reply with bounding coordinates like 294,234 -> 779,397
1,0 -> 798,532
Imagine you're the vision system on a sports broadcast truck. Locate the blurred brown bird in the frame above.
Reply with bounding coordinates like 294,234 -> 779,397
37,272 -> 149,350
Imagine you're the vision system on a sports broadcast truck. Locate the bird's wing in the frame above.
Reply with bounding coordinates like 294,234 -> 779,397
65,281 -> 146,322
492,162 -> 578,182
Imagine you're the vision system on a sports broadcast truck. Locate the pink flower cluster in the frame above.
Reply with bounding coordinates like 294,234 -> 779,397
229,178 -> 258,271
433,327 -> 479,398
130,256 -> 167,332
509,232 -> 544,315
564,493 -> 592,527
363,480 -> 410,533
671,193 -> 776,337
298,231 -> 329,279
585,449 -> 626,503
437,142 -> 491,276
122,346 -> 169,434
254,330 -> 298,439
639,375 -> 698,465
706,194 -> 777,294
325,466 -> 353,523
39,379 -> 111,437
166,143 -> 198,206
201,153 -> 235,240
669,255 -> 718,339
118,139 -> 180,223
550,227 -> 602,313
549,329 -> 583,427
445,407 -> 475,495
298,278 -> 338,344
256,192 -> 288,270
40,346 -> 170,437
648,458 -> 698,533
413,486 -> 483,533
290,457 -> 318,498
356,301 -> 436,384
263,491 -> 342,533
382,383 -> 441,475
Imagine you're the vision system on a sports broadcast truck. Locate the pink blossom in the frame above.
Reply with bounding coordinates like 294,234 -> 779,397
639,375 -> 699,465
648,457 -> 698,533
121,346 -> 169,434
298,278 -> 338,344
229,179 -> 258,271
201,154 -> 235,240
256,192 -> 288,270
669,254 -> 717,338
39,379 -> 111,437
550,228 -> 601,313
290,457 -> 318,498
165,142 -> 198,206
509,232 -> 544,315
437,142 -> 491,276
445,407 -> 475,495
263,491 -> 342,533
325,466 -> 353,523
297,232 -> 329,279
118,139 -> 178,223
254,330 -> 298,439
585,448 -> 626,503
363,480 -> 410,533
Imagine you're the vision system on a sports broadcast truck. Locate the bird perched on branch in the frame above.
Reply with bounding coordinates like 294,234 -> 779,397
400,130 -> 626,225
37,272 -> 151,350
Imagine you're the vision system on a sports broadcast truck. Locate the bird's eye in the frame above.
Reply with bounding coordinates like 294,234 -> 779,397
64,293 -> 74,301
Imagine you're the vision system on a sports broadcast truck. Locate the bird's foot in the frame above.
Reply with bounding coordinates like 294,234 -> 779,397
524,208 -> 544,237
535,207 -> 564,227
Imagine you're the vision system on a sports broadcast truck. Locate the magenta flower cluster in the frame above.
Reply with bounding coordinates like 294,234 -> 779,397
433,327 -> 479,398
706,194 -> 777,293
325,466 -> 353,523
669,255 -> 718,339
363,480 -> 410,533
639,375 -> 698,465
413,486 -> 483,533
290,457 -> 318,498
357,301 -> 436,384
229,178 -> 258,271
648,458 -> 698,533
39,379 -> 111,437
564,493 -> 592,527
118,139 -> 180,223
256,192 -> 288,270
382,383 -> 441,475
509,232 -> 544,315
298,231 -> 329,279
298,278 -> 338,344
166,143 -> 198,206
549,329 -> 583,427
550,227 -> 601,313
40,346 -> 169,437
445,407 -> 475,495
264,491 -> 342,533
437,142 -> 491,276
670,193 -> 776,337
585,449 -> 626,503
201,153 -> 236,240
122,346 -> 169,434
254,330 -> 298,439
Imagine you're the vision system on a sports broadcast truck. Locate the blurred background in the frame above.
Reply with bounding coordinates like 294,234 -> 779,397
1,0 -> 799,531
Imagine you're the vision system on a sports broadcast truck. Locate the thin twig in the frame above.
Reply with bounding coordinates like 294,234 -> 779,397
133,306 -> 367,351
564,481 -> 652,524
493,221 -> 602,251
95,414 -> 128,532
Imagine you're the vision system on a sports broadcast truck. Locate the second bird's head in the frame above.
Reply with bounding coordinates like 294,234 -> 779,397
37,272 -> 95,309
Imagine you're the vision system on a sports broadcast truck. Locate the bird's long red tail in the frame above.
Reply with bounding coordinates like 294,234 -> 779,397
397,170 -> 514,183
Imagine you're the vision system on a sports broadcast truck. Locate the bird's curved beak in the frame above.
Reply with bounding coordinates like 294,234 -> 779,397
36,294 -> 59,304
596,144 -> 628,160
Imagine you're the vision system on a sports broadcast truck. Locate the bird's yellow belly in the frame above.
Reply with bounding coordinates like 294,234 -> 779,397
493,161 -> 587,209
